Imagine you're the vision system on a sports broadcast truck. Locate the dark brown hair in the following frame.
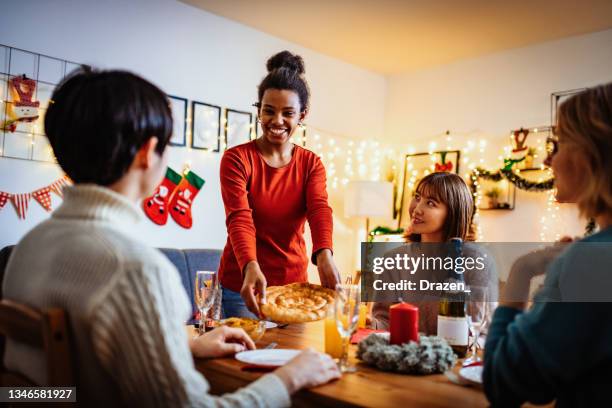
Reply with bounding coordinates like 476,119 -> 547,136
407,172 -> 474,242
45,67 -> 173,185
257,51 -> 310,112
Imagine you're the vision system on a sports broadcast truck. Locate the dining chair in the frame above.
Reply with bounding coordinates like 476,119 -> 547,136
0,299 -> 74,386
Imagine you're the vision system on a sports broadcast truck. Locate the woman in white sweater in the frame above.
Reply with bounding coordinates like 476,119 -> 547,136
2,68 -> 339,407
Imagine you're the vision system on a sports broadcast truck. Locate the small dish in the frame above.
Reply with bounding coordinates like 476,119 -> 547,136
459,365 -> 483,385
235,349 -> 301,367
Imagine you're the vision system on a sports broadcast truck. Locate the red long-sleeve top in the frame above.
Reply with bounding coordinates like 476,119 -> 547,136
218,141 -> 333,293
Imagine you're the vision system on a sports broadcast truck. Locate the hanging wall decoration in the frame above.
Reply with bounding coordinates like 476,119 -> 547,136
0,175 -> 71,219
396,150 -> 460,229
191,101 -> 221,151
168,95 -> 187,146
224,108 -> 253,149
143,166 -> 205,229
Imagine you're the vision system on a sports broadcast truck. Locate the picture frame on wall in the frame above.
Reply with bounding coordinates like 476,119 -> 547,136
225,108 -> 253,149
551,88 -> 587,126
396,150 -> 460,229
191,101 -> 221,151
168,95 -> 187,146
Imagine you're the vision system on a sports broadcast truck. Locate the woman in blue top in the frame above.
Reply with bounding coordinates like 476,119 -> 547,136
483,83 -> 612,407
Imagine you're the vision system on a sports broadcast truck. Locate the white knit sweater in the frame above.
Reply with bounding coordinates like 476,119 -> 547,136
2,185 -> 290,407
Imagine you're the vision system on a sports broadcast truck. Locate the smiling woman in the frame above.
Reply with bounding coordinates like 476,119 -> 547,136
217,51 -> 341,320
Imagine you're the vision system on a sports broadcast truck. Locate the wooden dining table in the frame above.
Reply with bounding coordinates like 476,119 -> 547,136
191,321 -> 489,408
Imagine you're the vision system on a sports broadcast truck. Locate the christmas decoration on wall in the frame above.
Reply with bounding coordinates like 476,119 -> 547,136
169,170 -> 205,229
0,175 -> 71,219
503,128 -> 530,170
143,166 -> 205,229
143,167 -> 183,225
434,150 -> 454,172
1,75 -> 40,133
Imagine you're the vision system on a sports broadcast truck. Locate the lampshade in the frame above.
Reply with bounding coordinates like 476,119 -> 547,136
344,180 -> 393,219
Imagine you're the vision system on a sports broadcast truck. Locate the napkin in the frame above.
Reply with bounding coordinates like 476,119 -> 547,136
350,329 -> 387,344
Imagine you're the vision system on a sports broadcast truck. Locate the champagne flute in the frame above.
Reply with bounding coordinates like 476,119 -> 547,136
195,271 -> 219,335
463,285 -> 488,366
335,283 -> 360,373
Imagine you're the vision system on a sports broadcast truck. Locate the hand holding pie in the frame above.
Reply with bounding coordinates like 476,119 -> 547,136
260,282 -> 335,323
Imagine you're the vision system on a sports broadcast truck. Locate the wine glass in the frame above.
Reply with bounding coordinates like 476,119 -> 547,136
335,283 -> 360,373
195,271 -> 219,335
463,285 -> 489,366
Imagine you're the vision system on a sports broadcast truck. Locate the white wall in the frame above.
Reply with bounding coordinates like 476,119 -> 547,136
0,0 -> 386,279
385,29 -> 612,241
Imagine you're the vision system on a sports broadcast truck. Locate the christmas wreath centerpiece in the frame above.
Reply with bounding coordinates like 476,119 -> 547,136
357,332 -> 457,374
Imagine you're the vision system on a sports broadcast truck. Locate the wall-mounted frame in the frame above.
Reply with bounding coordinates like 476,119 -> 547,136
224,108 -> 253,149
477,177 -> 515,211
397,150 -> 460,229
1,43 -> 81,163
167,95 -> 187,146
191,101 -> 221,151
551,88 -> 587,126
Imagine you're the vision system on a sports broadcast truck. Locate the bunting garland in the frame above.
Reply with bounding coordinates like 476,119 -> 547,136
0,175 -> 71,219
11,193 -> 31,219
32,187 -> 53,212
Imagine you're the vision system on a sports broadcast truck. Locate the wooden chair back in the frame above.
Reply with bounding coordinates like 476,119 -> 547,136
0,299 -> 74,386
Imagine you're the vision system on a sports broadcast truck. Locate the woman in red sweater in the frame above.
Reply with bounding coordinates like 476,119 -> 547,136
218,51 -> 340,318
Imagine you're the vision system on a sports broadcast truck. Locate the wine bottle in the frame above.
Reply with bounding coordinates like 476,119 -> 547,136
437,238 -> 468,357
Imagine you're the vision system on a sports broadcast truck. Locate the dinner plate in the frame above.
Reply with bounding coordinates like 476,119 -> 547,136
264,321 -> 278,329
459,365 -> 483,385
235,349 -> 301,367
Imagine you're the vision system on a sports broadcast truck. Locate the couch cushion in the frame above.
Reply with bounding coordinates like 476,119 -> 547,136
158,248 -> 222,314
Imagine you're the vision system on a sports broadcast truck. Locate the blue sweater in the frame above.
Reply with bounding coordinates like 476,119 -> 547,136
484,227 -> 612,407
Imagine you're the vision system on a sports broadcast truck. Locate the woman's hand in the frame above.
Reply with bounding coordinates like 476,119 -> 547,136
190,326 -> 256,358
273,348 -> 341,394
241,261 -> 267,318
501,241 -> 570,310
316,249 -> 340,289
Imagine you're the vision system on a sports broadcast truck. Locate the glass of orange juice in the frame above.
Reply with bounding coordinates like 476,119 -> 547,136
325,310 -> 343,359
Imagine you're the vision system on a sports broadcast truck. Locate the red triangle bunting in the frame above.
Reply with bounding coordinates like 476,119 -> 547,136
11,193 -> 31,219
0,191 -> 10,211
32,187 -> 52,212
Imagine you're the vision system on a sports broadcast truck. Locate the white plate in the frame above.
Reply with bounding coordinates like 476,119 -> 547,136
264,321 -> 278,329
235,349 -> 301,367
459,365 -> 483,384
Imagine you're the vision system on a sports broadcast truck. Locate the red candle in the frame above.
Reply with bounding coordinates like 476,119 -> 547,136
389,302 -> 419,345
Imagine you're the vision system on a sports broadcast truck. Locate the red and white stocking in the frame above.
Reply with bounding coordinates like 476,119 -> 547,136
169,170 -> 205,229
143,167 -> 182,225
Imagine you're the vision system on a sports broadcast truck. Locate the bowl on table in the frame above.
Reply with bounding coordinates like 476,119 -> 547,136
218,317 -> 266,342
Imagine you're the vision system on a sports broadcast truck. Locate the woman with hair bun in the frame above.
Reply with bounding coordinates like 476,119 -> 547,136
218,51 -> 340,318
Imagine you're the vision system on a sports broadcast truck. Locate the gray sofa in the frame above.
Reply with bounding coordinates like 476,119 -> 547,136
0,245 -> 222,315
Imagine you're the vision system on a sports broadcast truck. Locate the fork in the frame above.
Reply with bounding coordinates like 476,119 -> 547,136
264,342 -> 278,349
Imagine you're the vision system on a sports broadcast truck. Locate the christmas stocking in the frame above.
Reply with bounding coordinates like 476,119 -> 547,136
169,170 -> 205,229
143,167 -> 182,225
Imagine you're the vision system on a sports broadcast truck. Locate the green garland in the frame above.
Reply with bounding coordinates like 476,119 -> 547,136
473,167 -> 554,191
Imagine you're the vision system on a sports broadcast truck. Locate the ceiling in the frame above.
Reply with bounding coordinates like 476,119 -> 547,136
180,0 -> 612,75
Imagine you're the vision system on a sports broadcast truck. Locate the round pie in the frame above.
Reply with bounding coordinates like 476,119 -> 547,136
261,282 -> 335,323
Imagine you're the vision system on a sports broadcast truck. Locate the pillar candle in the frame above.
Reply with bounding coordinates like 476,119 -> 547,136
389,302 -> 419,345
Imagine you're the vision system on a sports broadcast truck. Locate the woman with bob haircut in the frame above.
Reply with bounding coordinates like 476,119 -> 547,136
371,172 -> 497,335
2,68 -> 339,407
484,82 -> 612,407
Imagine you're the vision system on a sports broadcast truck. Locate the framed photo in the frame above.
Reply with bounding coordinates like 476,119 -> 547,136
551,88 -> 587,126
225,108 -> 253,149
191,101 -> 221,151
477,178 -> 515,211
168,95 -> 187,146
397,150 -> 460,229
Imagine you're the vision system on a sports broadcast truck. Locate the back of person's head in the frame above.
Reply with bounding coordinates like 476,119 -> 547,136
557,82 -> 612,218
257,50 -> 310,112
407,172 -> 474,242
45,67 -> 173,186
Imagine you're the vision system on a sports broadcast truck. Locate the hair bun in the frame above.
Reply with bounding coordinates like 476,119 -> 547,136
266,51 -> 305,75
